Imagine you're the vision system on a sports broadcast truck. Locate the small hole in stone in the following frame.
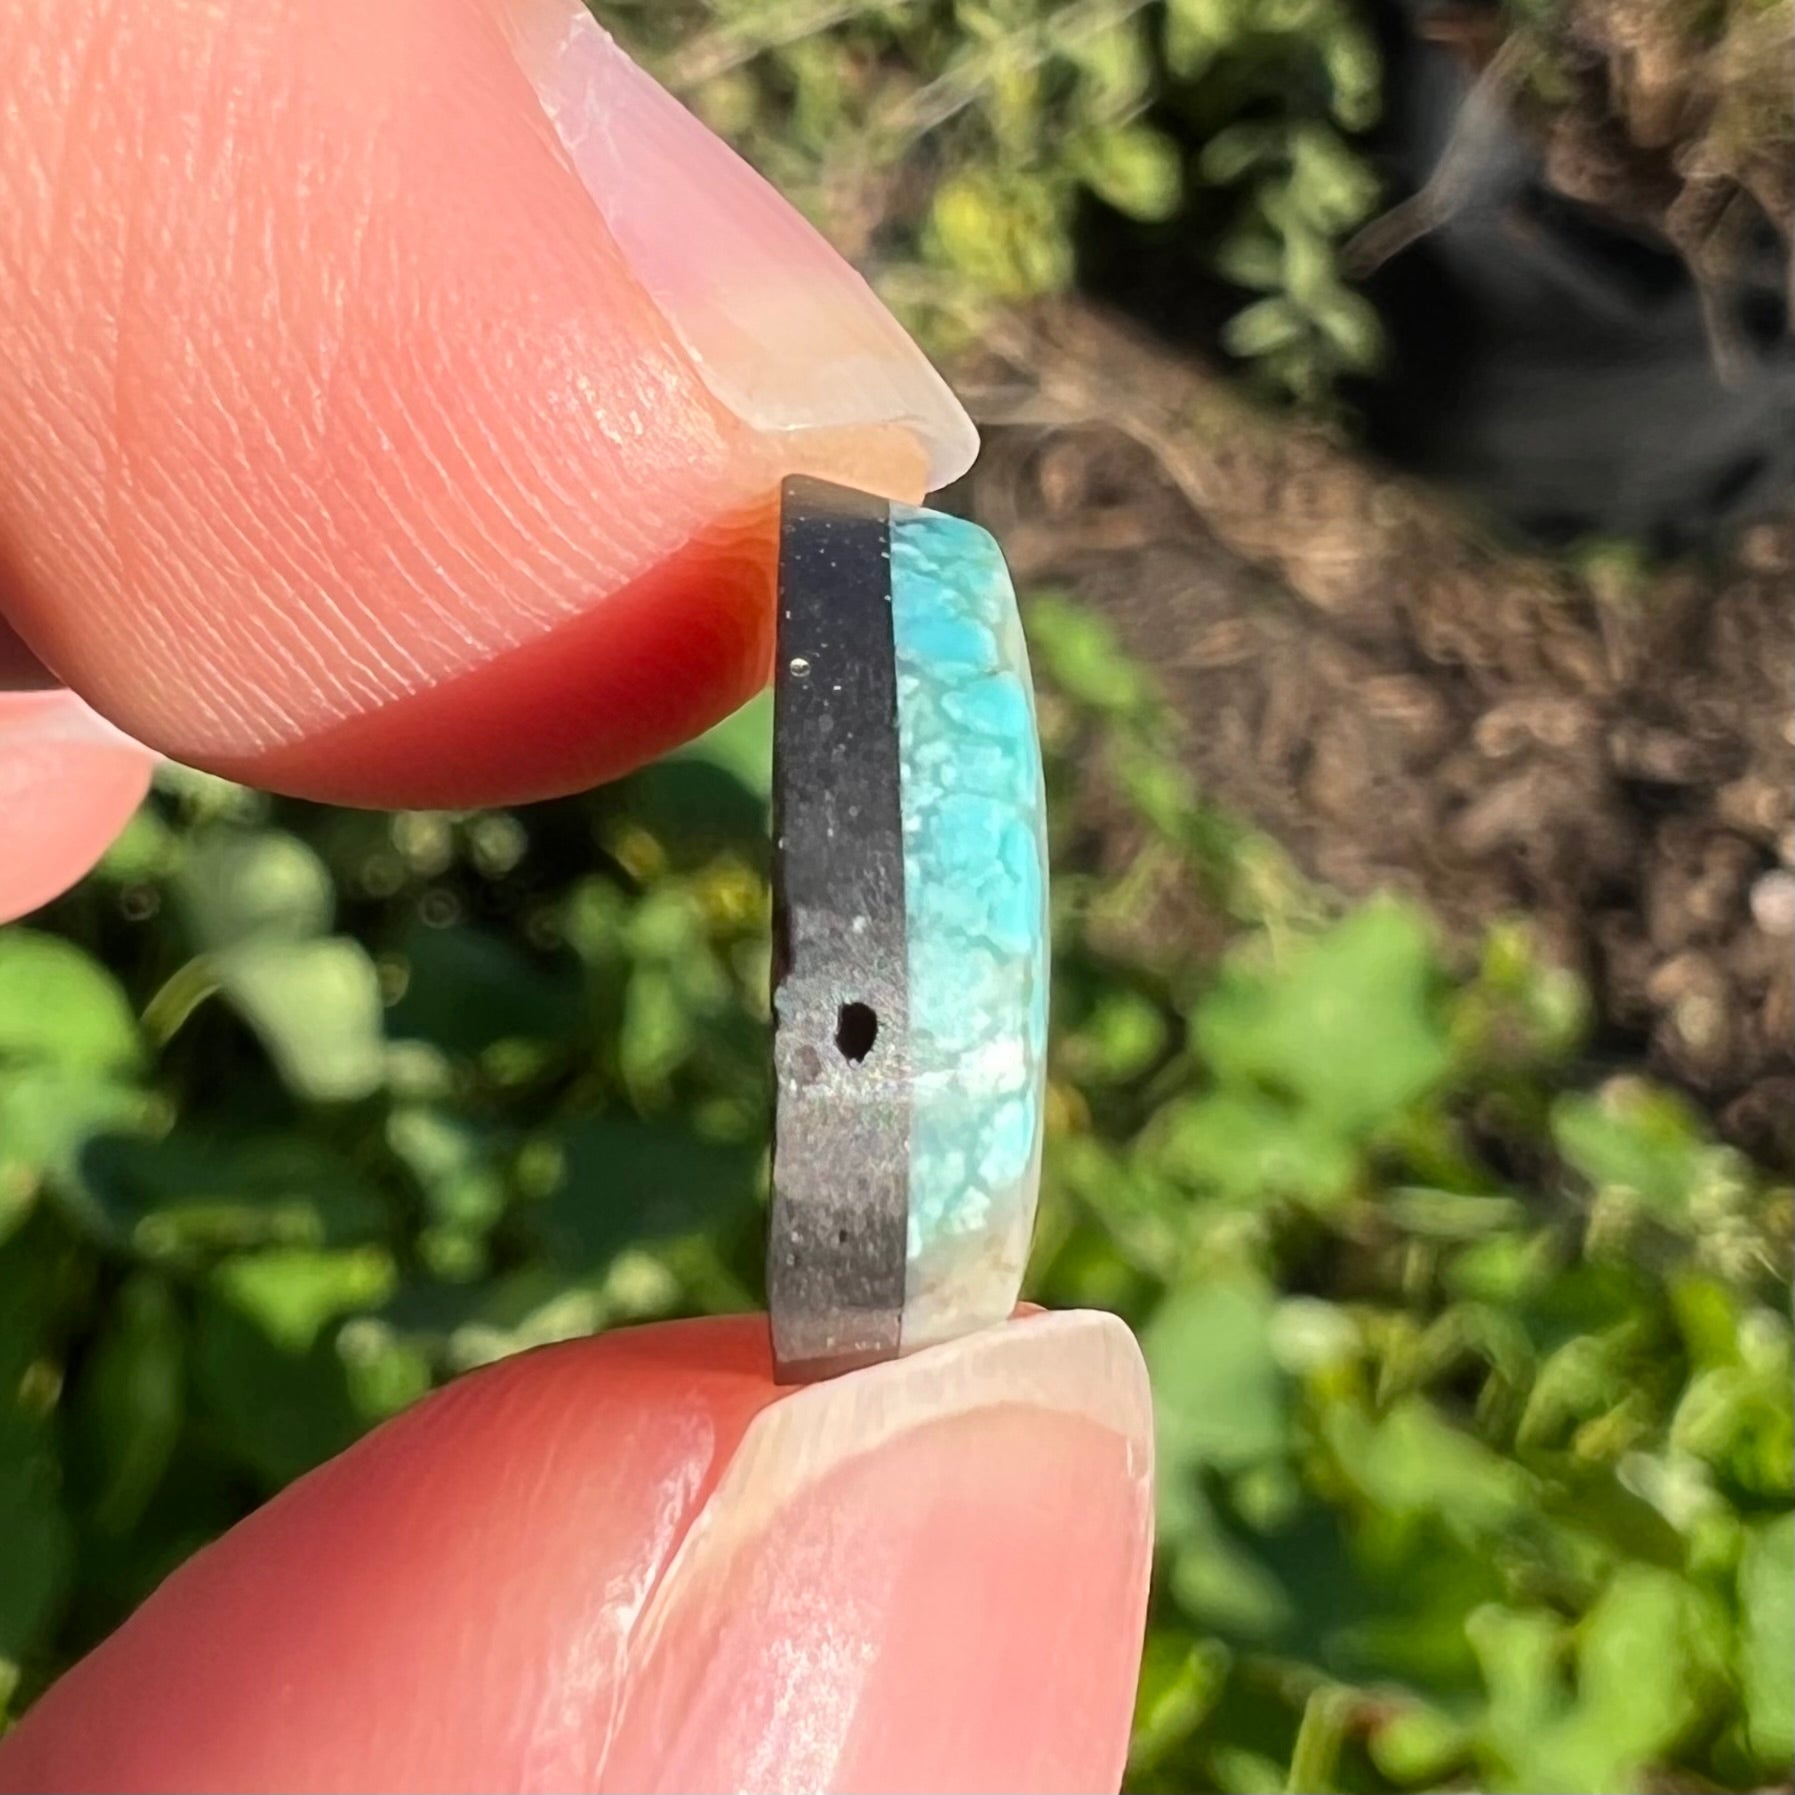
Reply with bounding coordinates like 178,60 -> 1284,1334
835,1001 -> 878,1063
837,1227 -> 851,1246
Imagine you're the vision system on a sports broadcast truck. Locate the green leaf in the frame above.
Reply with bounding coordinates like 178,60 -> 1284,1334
619,964 -> 697,1091
1194,900 -> 1450,1135
0,1411 -> 73,1672
1069,16 -> 1154,116
1214,230 -> 1285,290
1075,124 -> 1183,223
80,1127 -> 387,1257
68,1272 -> 185,1534
1164,0 -> 1251,61
1739,1513 -> 1795,1767
1310,289 -> 1382,371
1467,1605 -> 1573,1784
1146,1276 -> 1288,1501
1025,594 -> 1149,714
1279,215 -> 1337,310
1060,989 -> 1167,1087
192,1291 -> 365,1490
1167,1497 -> 1295,1641
1328,1399 -> 1532,1536
173,830 -> 333,951
94,805 -> 179,883
1221,297 -> 1307,358
0,931 -> 142,1078
924,168 -> 1074,301
1552,1080 -> 1723,1219
1468,1570 -> 1729,1793
194,1247 -> 398,1486
1368,1703 -> 1470,1786
541,1117 -> 758,1273
336,1315 -> 431,1426
1159,1090 -> 1358,1207
1197,122 -> 1281,185
387,924 -> 584,1058
0,1072 -> 157,1244
1321,21 -> 1382,131
1570,1567 -> 1728,1773
215,938 -> 385,1101
0,1211 -> 87,1391
211,1246 -> 396,1355
1288,123 -> 1380,232
1671,1315 -> 1793,1497
1129,1633 -> 1231,1778
630,694 -> 773,847
1286,1683 -> 1352,1794
1212,1745 -> 1286,1794
386,1107 -> 509,1245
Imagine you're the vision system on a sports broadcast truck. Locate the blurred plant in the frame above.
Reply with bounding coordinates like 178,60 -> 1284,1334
603,0 -> 1385,402
2,593 -> 1789,1790
1029,598 -> 1794,1794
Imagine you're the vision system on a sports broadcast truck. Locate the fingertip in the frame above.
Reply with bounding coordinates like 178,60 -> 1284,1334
216,499 -> 780,807
0,692 -> 155,923
601,1311 -> 1154,1794
496,0 -> 978,492
0,0 -> 967,808
0,1314 -> 1152,1795
0,1316 -> 785,1794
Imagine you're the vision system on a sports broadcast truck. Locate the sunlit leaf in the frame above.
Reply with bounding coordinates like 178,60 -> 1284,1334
1158,1090 -> 1358,1207
1146,1276 -> 1288,1511
173,830 -> 333,951
1739,1513 -> 1795,1767
1074,124 -> 1183,223
0,932 -> 142,1079
1553,1080 -> 1723,1220
1194,900 -> 1451,1135
215,939 -> 385,1102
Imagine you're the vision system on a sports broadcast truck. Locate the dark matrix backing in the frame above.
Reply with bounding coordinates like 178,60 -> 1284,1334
768,477 -> 912,1383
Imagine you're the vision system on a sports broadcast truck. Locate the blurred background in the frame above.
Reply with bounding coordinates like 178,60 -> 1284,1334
2,1 -> 1791,1788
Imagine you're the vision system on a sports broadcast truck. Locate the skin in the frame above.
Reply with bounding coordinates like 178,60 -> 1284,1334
0,3 -> 1155,1789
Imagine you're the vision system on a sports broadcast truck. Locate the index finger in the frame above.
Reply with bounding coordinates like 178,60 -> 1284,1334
0,0 -> 976,809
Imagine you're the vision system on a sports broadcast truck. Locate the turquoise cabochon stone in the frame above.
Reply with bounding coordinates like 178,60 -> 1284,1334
889,504 -> 1049,1351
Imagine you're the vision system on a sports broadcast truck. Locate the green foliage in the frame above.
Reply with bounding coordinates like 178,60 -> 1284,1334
1026,606 -> 1793,1793
2,595 -> 1787,1788
605,0 -> 1385,402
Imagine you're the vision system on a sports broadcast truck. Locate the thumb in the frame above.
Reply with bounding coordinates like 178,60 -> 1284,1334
0,1313 -> 1153,1795
0,0 -> 975,810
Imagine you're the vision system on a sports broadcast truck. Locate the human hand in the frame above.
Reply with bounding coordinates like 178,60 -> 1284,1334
0,4 -> 1154,1789
0,1314 -> 1151,1792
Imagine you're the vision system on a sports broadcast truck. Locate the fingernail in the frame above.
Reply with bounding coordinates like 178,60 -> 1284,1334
497,1 -> 979,494
604,1311 -> 1155,1794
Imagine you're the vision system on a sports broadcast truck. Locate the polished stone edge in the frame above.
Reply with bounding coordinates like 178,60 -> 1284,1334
768,476 -> 911,1384
888,504 -> 1048,1353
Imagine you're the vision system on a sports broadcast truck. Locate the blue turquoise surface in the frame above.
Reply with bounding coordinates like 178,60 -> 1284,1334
890,504 -> 1048,1349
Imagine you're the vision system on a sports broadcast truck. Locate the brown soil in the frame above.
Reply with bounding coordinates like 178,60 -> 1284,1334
1352,1 -> 1792,380
957,302 -> 1794,1164
1528,0 -> 1793,350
